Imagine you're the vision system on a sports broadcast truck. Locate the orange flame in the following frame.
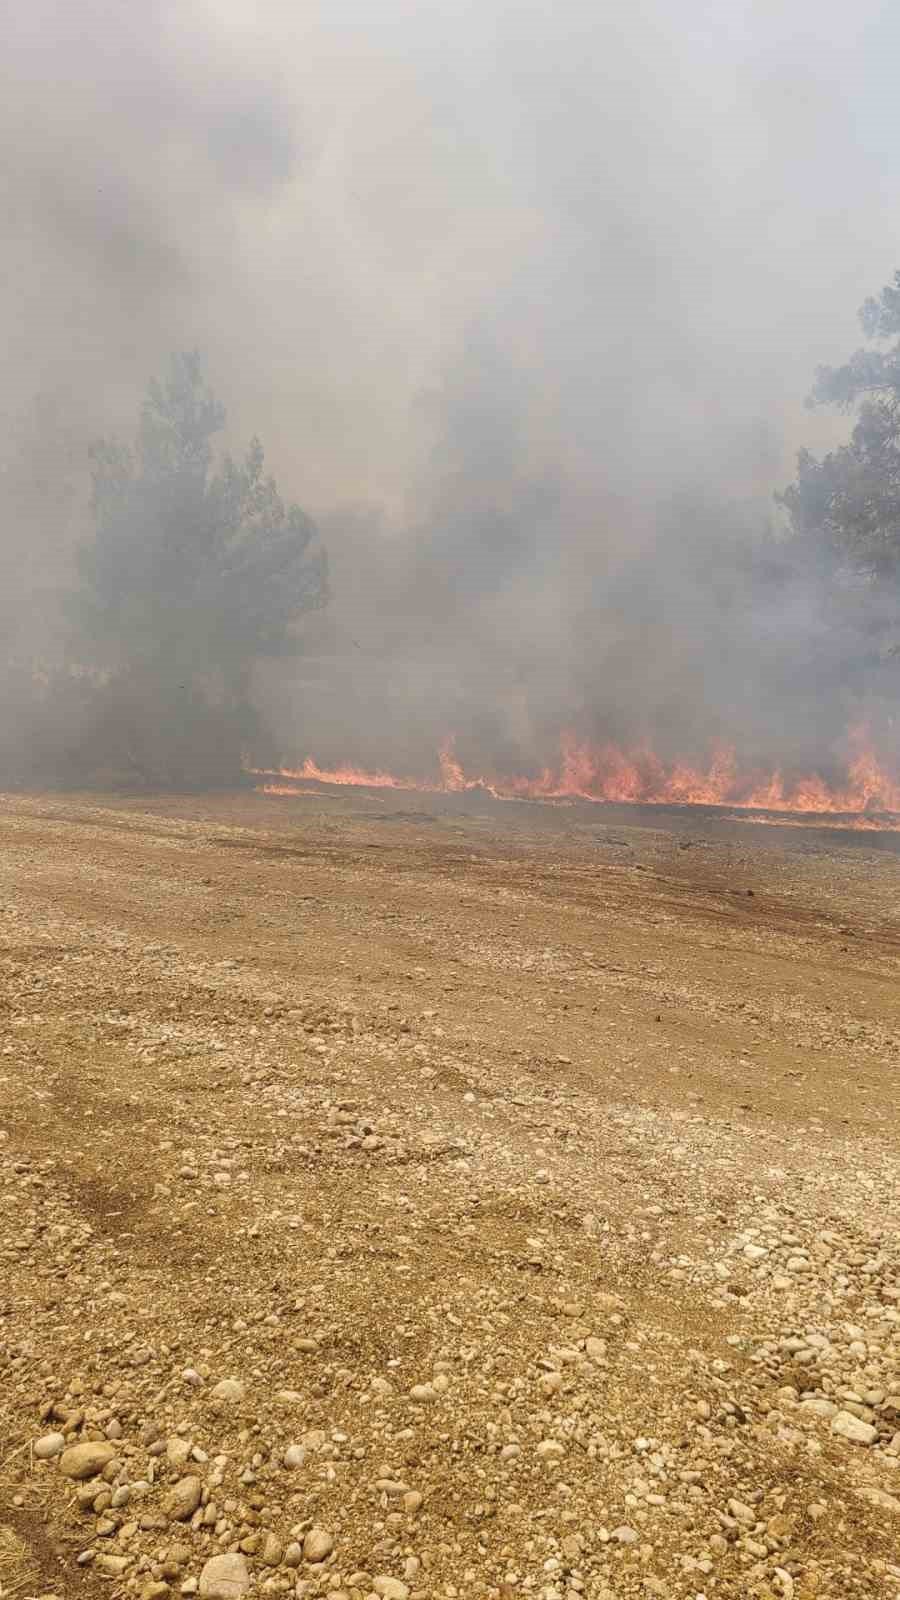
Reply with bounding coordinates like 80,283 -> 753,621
252,727 -> 900,830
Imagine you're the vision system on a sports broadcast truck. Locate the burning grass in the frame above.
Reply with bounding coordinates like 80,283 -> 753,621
252,725 -> 900,830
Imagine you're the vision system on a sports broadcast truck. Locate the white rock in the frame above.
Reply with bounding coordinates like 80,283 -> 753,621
728,1497 -> 756,1525
373,1580 -> 409,1600
210,1378 -> 246,1403
34,1432 -> 66,1460
302,1528 -> 334,1563
198,1553 -> 251,1599
831,1411 -> 877,1446
801,1398 -> 838,1419
856,1485 -> 900,1513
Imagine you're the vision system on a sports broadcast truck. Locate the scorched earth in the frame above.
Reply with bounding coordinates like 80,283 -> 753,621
1,787 -> 899,1600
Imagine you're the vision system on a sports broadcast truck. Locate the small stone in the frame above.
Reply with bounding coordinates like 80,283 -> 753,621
164,1476 -> 203,1521
283,1444 -> 305,1469
284,1544 -> 303,1568
857,1485 -> 900,1513
373,1580 -> 409,1600
59,1441 -> 118,1480
536,1439 -> 565,1459
831,1411 -> 877,1446
611,1526 -> 639,1544
403,1490 -> 423,1515
261,1533 -> 283,1566
210,1379 -> 245,1404
34,1432 -> 66,1460
409,1384 -> 436,1403
302,1528 -> 334,1563
198,1554 -> 251,1600
801,1398 -> 838,1419
728,1498 -> 756,1525
166,1437 -> 192,1469
143,1584 -> 172,1600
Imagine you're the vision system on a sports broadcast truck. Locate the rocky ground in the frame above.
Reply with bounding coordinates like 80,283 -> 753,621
1,787 -> 900,1600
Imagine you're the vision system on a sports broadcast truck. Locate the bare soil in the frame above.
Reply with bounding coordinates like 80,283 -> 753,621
2,787 -> 900,1600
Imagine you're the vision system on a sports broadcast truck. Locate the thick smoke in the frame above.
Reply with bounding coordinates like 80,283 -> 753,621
4,0 -> 900,782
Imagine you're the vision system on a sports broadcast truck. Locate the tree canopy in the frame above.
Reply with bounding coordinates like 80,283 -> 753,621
780,271 -> 900,581
72,353 -> 326,783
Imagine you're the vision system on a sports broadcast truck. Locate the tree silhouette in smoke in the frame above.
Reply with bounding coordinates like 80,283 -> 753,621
782,271 -> 900,587
73,353 -> 327,785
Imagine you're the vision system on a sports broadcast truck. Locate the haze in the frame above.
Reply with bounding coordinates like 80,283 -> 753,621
4,0 -> 900,777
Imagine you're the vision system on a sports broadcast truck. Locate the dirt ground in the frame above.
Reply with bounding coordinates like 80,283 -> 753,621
2,787 -> 900,1600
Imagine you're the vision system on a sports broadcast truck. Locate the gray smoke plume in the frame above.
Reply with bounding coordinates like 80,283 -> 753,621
4,0 -> 900,784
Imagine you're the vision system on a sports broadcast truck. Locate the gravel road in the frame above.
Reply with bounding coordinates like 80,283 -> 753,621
2,788 -> 899,1600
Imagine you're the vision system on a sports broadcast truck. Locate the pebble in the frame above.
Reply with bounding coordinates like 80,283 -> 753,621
198,1554 -> 251,1599
409,1384 -> 436,1403
98,1554 -> 131,1575
302,1528 -> 334,1563
373,1580 -> 409,1600
210,1378 -> 246,1404
164,1476 -> 203,1520
727,1498 -> 756,1525
58,1441 -> 119,1480
831,1411 -> 878,1446
34,1432 -> 66,1460
261,1533 -> 283,1566
283,1444 -> 305,1469
857,1486 -> 900,1513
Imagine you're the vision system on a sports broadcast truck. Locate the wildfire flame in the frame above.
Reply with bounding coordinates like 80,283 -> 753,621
252,728 -> 900,830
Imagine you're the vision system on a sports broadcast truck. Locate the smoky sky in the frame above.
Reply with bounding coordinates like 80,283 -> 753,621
4,0 -> 900,773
